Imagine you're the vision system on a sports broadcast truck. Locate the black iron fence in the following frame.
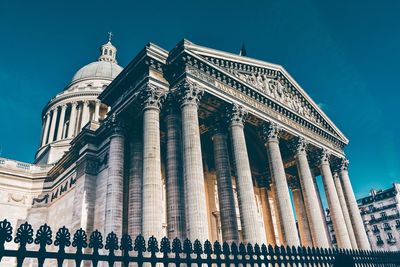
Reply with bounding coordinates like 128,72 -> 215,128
0,219 -> 399,267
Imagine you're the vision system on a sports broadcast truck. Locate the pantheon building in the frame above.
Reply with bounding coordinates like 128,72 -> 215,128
0,38 -> 370,254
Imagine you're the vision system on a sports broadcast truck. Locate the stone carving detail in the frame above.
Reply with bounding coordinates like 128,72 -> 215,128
226,69 -> 320,125
261,122 -> 281,142
8,193 -> 27,204
141,84 -> 166,110
175,80 -> 204,107
288,137 -> 308,155
105,114 -> 125,135
227,104 -> 247,126
318,149 -> 331,166
340,158 -> 349,171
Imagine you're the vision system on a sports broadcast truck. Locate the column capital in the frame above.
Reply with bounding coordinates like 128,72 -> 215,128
317,149 -> 331,166
175,80 -> 204,108
339,158 -> 349,171
71,101 -> 78,107
261,122 -> 282,143
140,84 -> 166,110
227,103 -> 247,127
83,100 -> 90,106
105,113 -> 125,136
288,137 -> 308,156
60,103 -> 68,109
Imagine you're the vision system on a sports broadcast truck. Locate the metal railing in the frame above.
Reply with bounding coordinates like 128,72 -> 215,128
0,219 -> 399,267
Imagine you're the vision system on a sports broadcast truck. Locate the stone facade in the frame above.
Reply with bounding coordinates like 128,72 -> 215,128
0,38 -> 370,266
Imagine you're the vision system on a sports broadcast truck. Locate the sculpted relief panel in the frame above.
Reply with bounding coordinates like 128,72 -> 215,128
227,69 -> 321,125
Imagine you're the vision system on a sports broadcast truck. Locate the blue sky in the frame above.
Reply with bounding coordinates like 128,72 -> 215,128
0,0 -> 399,199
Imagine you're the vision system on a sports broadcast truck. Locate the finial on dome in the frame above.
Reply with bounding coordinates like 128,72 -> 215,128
98,33 -> 117,64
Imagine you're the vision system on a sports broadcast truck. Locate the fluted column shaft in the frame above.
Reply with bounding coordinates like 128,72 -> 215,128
319,152 -> 352,248
41,113 -> 51,146
128,131 -> 143,238
264,124 -> 300,247
212,129 -> 239,244
333,172 -> 358,249
229,104 -> 265,244
142,101 -> 163,240
260,187 -> 276,245
94,101 -> 100,122
291,186 -> 313,247
104,117 -> 125,237
56,104 -> 67,140
294,141 -> 330,247
48,107 -> 59,143
81,100 -> 90,130
179,82 -> 209,242
68,102 -> 78,138
165,110 -> 186,240
339,160 -> 370,250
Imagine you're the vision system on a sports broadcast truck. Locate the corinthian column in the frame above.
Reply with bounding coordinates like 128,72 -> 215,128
262,123 -> 300,247
80,100 -> 90,130
228,104 -> 265,244
339,159 -> 370,250
164,101 -> 186,240
141,84 -> 165,240
48,106 -> 59,143
128,129 -> 143,238
259,184 -> 276,245
104,114 -> 125,237
41,112 -> 51,146
291,138 -> 330,247
177,80 -> 208,242
289,177 -> 313,247
56,104 -> 67,140
94,100 -> 101,122
212,119 -> 239,244
333,172 -> 357,249
68,102 -> 78,138
319,150 -> 351,248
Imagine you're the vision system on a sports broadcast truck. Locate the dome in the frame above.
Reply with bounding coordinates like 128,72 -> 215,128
71,61 -> 123,83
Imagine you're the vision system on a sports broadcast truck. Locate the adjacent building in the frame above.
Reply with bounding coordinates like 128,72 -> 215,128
327,183 -> 400,251
358,184 -> 400,251
0,37 -> 371,266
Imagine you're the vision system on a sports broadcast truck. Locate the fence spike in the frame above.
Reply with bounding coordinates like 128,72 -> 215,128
89,230 -> 104,251
34,223 -> 53,251
231,242 -> 239,256
72,228 -> 88,250
222,241 -> 230,256
204,240 -> 213,256
254,243 -> 261,256
239,243 -> 246,256
183,238 -> 193,254
0,219 -> 12,258
147,236 -> 159,254
54,226 -> 71,252
160,237 -> 171,254
134,234 -> 146,254
193,239 -> 203,255
172,237 -> 182,255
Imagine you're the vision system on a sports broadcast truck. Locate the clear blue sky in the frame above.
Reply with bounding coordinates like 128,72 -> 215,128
0,0 -> 399,199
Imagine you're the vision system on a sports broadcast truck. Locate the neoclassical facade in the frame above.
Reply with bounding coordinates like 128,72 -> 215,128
0,38 -> 370,264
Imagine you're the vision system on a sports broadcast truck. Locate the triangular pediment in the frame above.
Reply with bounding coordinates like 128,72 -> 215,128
183,41 -> 348,144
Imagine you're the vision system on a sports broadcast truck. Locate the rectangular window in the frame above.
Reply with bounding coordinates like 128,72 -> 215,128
388,232 -> 393,239
377,235 -> 382,241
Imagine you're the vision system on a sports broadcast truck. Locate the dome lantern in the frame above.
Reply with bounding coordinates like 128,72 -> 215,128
98,32 -> 117,64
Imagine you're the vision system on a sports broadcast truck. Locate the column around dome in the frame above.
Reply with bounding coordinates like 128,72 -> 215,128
48,106 -> 59,143
57,104 -> 67,141
68,102 -> 78,138
41,112 -> 51,147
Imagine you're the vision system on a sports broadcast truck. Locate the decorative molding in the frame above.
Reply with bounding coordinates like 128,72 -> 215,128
340,158 -> 349,171
185,60 -> 346,152
140,84 -> 166,110
261,122 -> 281,142
227,103 -> 247,126
174,79 -> 204,107
105,113 -> 125,136
288,137 -> 308,155
318,149 -> 331,166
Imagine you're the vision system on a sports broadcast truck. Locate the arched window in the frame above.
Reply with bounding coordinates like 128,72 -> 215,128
104,49 -> 108,55
109,50 -> 112,56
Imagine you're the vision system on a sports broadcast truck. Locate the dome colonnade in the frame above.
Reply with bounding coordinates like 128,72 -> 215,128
36,39 -> 122,164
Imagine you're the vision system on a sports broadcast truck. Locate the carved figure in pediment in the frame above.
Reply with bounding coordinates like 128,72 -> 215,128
268,79 -> 278,98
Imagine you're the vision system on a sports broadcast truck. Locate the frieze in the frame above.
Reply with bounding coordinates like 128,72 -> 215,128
187,67 -> 344,153
227,70 -> 321,126
32,175 -> 77,207
8,193 -> 27,204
